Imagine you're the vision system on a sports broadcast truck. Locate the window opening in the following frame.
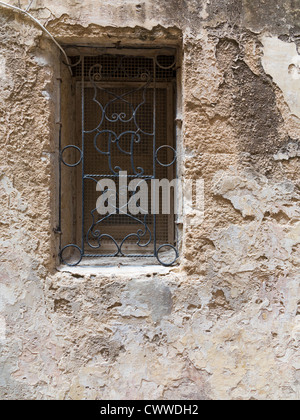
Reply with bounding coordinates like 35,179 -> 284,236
59,49 -> 179,267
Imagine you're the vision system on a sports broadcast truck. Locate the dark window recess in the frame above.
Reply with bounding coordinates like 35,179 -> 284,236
59,51 -> 178,267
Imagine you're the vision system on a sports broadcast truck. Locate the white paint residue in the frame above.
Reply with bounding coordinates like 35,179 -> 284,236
42,90 -> 51,100
0,316 -> 6,341
261,36 -> 300,118
0,55 -> 14,100
0,55 -> 6,78
0,284 -> 17,312
200,0 -> 209,19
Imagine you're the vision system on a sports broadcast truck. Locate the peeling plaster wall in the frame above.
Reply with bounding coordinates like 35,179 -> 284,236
0,0 -> 300,400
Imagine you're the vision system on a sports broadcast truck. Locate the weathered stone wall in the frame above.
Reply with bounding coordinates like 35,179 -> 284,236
0,0 -> 299,400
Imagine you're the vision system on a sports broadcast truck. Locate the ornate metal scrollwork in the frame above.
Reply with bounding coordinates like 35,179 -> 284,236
60,52 -> 178,267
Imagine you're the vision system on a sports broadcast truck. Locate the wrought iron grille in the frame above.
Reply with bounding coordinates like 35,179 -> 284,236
59,50 -> 179,267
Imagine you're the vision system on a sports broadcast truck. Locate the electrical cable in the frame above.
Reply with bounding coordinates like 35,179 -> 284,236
0,1 -> 72,74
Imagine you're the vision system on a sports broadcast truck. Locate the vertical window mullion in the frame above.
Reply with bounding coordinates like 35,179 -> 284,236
81,56 -> 85,256
153,57 -> 157,258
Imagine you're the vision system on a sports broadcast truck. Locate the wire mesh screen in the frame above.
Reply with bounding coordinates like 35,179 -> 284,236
71,54 -> 176,81
83,87 -> 171,250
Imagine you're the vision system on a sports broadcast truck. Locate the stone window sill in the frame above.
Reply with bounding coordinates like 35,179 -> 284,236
57,262 -> 173,277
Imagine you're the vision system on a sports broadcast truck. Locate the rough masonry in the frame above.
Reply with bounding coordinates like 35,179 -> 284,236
0,0 -> 299,400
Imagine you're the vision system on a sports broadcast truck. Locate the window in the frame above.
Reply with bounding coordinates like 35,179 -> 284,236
59,48 -> 179,267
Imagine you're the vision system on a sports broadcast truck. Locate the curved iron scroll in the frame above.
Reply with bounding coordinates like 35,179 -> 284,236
60,53 -> 178,267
